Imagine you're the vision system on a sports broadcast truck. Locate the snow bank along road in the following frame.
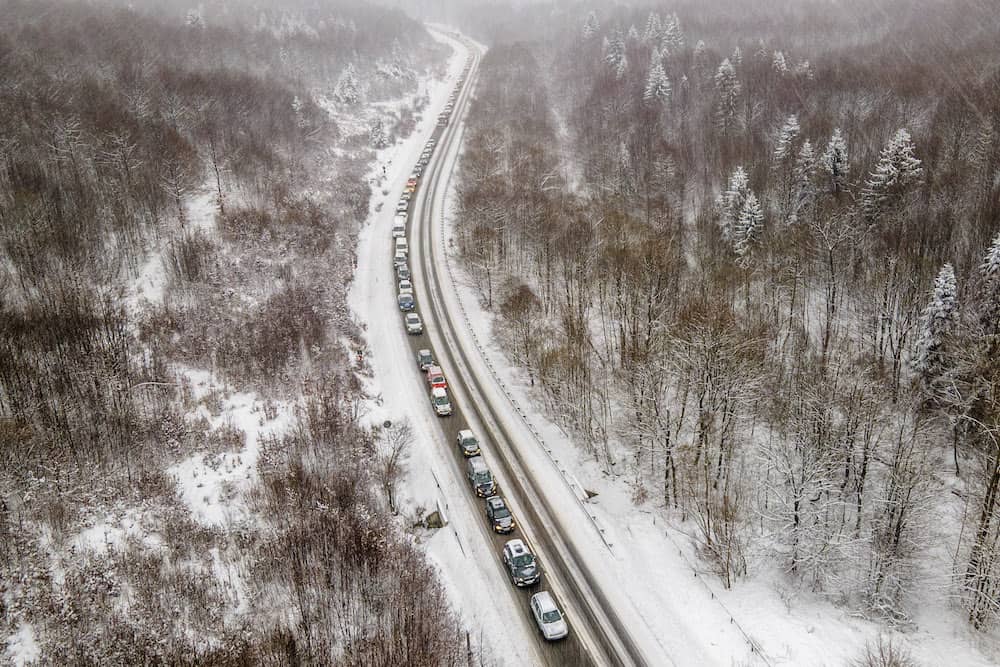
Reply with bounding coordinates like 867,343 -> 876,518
403,29 -> 652,667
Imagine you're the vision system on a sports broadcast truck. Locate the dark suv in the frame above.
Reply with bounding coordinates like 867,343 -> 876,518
502,539 -> 541,587
485,495 -> 515,534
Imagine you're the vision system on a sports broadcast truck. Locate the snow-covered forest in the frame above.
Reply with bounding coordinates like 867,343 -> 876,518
449,0 -> 1000,649
0,1 -> 467,662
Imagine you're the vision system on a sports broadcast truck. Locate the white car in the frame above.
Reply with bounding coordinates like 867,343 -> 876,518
430,387 -> 452,416
395,200 -> 408,213
530,591 -> 568,641
398,279 -> 413,295
393,250 -> 407,269
405,313 -> 423,335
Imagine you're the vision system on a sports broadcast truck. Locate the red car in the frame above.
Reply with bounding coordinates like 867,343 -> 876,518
406,177 -> 418,188
425,365 -> 448,390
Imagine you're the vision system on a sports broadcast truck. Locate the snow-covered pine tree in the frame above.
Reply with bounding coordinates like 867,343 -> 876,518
914,263 -> 958,380
369,117 -> 389,148
605,29 -> 627,74
731,46 -> 743,68
627,24 -> 640,43
616,55 -> 628,80
734,192 -> 764,266
794,59 -> 814,80
643,12 -> 662,44
772,50 -> 788,74
714,58 -> 741,134
754,40 -> 769,62
334,62 -> 361,104
718,165 -> 751,240
861,128 -> 923,223
821,128 -> 850,194
978,232 -> 1000,334
773,114 -> 800,161
789,140 -> 817,224
660,13 -> 685,56
644,61 -> 671,104
583,11 -> 600,39
693,40 -> 711,81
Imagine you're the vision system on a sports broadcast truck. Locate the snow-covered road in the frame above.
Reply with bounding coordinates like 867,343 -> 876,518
347,28 -> 545,666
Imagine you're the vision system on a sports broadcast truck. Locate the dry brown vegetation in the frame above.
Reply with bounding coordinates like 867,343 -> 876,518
0,0 -> 463,662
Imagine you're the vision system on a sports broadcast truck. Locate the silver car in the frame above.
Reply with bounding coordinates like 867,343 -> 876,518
530,591 -> 568,641
405,313 -> 423,335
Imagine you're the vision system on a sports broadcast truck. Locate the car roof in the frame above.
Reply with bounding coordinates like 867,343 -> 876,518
398,293 -> 412,299
487,496 -> 505,507
426,365 -> 442,374
431,387 -> 448,397
418,348 -> 432,356
406,313 -> 420,320
505,539 -> 528,555
458,428 -> 474,439
532,591 -> 557,611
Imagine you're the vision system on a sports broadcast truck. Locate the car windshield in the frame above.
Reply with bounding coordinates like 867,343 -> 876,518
513,554 -> 534,568
493,506 -> 510,519
461,437 -> 477,447
542,610 -> 562,624
435,395 -> 449,406
474,472 -> 491,484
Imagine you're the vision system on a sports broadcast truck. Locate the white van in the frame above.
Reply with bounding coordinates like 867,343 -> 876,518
395,236 -> 409,255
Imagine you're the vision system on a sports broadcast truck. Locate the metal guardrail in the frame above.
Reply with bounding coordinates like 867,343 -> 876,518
433,145 -> 614,555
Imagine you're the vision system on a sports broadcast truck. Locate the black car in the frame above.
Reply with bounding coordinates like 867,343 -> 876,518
486,495 -> 515,534
502,539 -> 541,587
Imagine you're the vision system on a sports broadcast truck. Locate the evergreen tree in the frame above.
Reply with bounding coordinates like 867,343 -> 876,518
914,263 -> 958,380
616,55 -> 629,81
861,128 -> 923,223
719,165 -> 751,240
774,114 -> 801,161
790,140 -> 817,224
794,59 -> 814,80
627,24 -> 640,43
660,13 -> 685,56
643,12 -> 662,43
754,40 -> 769,63
334,62 -> 361,104
605,29 -> 626,73
693,40 -> 711,81
583,11 -> 600,39
979,232 -> 1000,334
714,58 -> 741,134
734,192 -> 764,266
644,61 -> 672,104
772,50 -> 789,74
369,117 -> 389,148
731,46 -> 743,68
821,128 -> 850,194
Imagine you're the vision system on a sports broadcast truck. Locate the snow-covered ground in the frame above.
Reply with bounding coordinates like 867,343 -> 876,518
346,27 -> 541,666
437,152 -> 1000,666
